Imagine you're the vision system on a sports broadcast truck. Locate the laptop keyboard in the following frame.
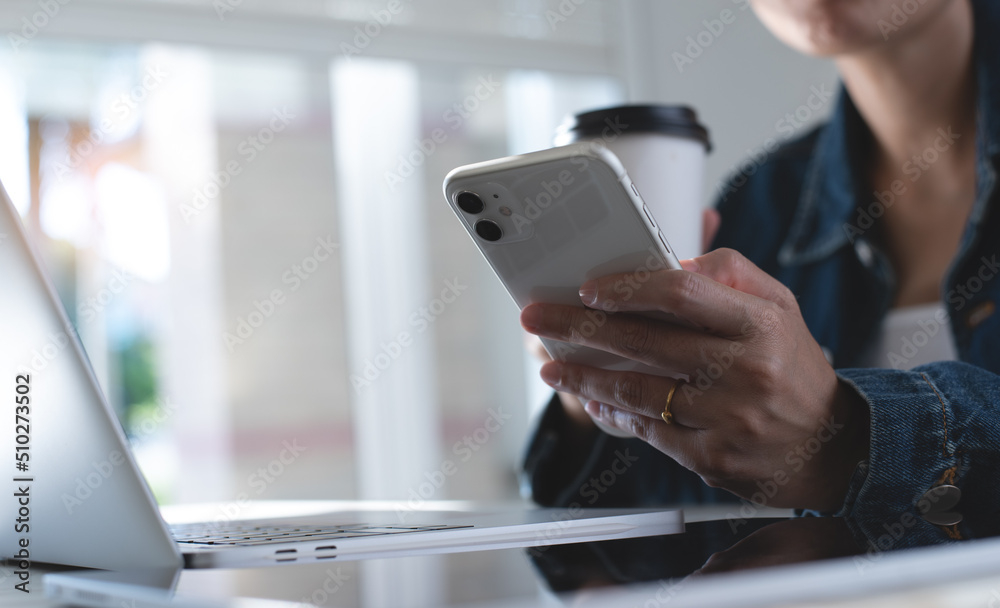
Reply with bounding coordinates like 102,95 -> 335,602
170,522 -> 473,546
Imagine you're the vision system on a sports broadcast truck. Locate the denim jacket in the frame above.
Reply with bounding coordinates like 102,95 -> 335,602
522,0 -> 1000,551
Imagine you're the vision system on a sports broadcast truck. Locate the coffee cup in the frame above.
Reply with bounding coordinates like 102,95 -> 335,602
555,105 -> 711,260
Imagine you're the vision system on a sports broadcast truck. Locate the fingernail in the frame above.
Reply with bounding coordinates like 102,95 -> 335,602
521,305 -> 542,332
680,258 -> 701,273
579,281 -> 597,306
540,362 -> 561,387
584,401 -> 602,417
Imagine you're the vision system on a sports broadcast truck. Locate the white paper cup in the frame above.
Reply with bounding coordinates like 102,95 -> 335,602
555,105 -> 711,261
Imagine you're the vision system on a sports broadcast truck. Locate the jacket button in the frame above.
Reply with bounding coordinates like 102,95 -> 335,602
966,301 -> 995,329
918,484 -> 962,526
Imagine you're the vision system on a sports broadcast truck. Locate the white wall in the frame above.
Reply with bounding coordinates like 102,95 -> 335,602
619,0 -> 841,204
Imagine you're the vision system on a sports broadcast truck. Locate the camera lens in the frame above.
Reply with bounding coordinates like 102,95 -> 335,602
457,192 -> 485,214
475,219 -> 503,242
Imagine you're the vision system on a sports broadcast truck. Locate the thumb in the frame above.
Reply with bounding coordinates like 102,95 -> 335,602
681,248 -> 796,310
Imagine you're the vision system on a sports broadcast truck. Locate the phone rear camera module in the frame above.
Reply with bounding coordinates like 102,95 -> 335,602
475,219 -> 503,242
457,192 -> 485,215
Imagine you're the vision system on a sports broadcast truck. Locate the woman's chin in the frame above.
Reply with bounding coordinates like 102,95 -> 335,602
751,0 -> 953,57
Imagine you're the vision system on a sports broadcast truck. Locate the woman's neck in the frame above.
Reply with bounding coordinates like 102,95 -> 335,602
835,0 -> 977,174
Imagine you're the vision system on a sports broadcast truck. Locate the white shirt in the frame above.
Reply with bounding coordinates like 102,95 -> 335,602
858,303 -> 959,370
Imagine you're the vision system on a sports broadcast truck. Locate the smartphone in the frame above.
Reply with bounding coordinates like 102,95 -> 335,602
443,143 -> 685,379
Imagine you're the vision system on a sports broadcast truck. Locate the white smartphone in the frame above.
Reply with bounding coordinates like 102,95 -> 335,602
443,142 -> 685,380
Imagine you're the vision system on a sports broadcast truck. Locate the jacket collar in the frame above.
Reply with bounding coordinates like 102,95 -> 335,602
778,0 -> 1000,267
777,90 -> 865,267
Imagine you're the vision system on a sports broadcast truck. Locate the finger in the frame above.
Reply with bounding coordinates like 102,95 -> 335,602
702,209 -> 721,254
577,268 -> 762,338
541,361 -> 713,429
583,401 -> 702,470
522,303 -> 734,375
681,248 -> 798,312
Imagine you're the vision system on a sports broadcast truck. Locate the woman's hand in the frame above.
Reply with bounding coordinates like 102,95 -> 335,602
521,209 -> 726,434
520,248 -> 870,511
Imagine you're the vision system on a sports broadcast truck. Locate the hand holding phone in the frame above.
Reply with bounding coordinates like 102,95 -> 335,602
444,144 -> 688,434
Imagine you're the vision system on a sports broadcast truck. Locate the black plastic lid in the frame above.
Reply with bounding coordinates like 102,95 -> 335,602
556,104 -> 712,152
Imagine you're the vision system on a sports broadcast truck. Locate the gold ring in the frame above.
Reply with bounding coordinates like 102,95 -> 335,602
662,380 -> 682,425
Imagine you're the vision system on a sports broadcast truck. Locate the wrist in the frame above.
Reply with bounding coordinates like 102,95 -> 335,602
824,381 -> 871,510
837,381 -> 871,465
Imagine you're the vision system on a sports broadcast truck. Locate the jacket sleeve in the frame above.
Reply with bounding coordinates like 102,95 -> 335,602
835,361 -> 1000,554
520,393 -> 737,508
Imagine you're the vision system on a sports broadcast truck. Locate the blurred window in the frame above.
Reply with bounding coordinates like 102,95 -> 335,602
0,0 -> 624,505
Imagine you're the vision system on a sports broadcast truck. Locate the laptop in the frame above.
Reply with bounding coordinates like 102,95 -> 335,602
0,180 -> 682,571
